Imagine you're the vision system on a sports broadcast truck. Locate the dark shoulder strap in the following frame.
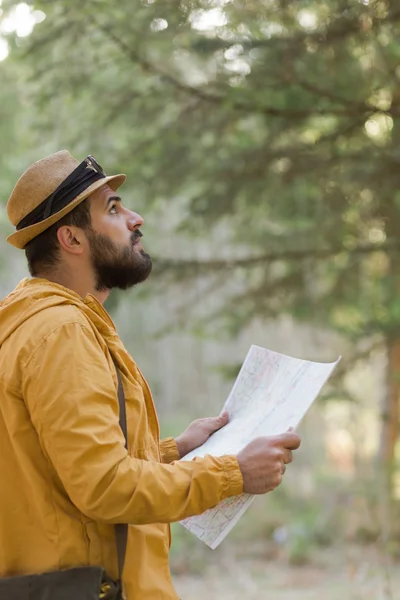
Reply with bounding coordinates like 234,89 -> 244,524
114,364 -> 128,448
112,359 -> 128,585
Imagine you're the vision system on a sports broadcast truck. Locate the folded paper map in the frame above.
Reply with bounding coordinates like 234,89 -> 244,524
180,344 -> 340,549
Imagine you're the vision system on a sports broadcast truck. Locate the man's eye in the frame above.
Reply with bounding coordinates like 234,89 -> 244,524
109,204 -> 118,214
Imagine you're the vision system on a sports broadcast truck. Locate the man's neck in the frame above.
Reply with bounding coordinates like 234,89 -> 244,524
34,269 -> 110,305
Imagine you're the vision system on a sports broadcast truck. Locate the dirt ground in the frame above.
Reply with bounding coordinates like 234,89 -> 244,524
172,545 -> 400,600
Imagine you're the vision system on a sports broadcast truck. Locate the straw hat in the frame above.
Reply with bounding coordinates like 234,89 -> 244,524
6,150 -> 126,249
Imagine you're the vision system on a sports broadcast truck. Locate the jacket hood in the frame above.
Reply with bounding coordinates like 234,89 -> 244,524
0,278 -> 111,347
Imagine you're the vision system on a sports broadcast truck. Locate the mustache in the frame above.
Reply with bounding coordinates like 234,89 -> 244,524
131,230 -> 143,244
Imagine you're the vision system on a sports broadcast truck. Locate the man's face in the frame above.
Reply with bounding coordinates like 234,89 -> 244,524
86,185 -> 152,291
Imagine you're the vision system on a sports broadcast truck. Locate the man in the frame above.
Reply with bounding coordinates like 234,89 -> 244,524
0,151 -> 301,599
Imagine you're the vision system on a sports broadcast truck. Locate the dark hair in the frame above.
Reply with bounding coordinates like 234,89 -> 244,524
25,199 -> 91,276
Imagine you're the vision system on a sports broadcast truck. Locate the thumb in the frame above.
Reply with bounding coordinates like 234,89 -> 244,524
217,411 -> 229,426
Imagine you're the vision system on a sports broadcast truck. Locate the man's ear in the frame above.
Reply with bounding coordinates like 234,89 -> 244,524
57,226 -> 86,255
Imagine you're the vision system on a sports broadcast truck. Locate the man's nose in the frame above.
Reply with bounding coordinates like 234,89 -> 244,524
127,211 -> 144,230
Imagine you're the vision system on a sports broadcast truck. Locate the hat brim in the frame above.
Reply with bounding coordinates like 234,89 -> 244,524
7,173 -> 126,249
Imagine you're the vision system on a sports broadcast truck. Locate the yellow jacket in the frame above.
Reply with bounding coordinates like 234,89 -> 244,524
0,278 -> 243,599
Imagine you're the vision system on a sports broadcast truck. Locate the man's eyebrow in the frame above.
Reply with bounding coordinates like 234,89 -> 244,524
105,195 -> 121,208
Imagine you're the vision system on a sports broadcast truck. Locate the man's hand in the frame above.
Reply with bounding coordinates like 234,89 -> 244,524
175,412 -> 229,458
237,431 -> 301,495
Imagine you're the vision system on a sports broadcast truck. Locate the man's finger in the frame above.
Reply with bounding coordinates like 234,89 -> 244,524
275,431 -> 301,450
212,411 -> 229,430
283,449 -> 293,464
219,411 -> 229,425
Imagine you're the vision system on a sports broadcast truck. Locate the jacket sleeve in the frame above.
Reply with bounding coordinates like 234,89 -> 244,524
23,321 -> 243,525
159,437 -> 180,463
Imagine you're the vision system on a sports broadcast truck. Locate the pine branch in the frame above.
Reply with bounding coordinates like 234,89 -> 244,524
152,240 -> 400,274
91,17 -> 399,120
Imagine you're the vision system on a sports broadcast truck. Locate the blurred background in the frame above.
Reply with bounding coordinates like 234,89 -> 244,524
1,0 -> 400,598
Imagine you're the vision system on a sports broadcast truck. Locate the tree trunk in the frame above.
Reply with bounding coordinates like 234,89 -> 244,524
379,336 -> 400,497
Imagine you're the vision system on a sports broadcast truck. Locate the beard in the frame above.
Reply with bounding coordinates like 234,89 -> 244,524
87,228 -> 152,292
